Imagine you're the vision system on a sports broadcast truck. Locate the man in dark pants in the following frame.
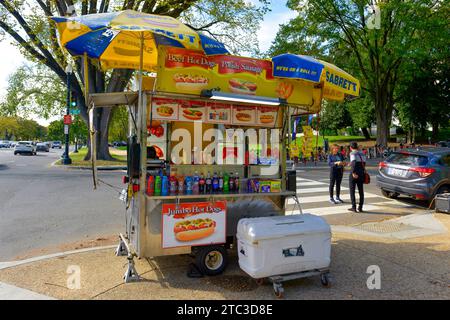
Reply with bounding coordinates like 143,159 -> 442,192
348,142 -> 366,212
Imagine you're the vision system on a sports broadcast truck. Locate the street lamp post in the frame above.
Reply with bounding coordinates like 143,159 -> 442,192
62,64 -> 72,165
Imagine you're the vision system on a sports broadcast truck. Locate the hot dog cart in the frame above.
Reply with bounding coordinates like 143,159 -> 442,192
87,46 -> 360,282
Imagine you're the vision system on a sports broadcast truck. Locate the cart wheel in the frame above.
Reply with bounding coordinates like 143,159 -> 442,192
273,284 -> 284,299
320,273 -> 331,287
194,245 -> 228,276
255,278 -> 265,286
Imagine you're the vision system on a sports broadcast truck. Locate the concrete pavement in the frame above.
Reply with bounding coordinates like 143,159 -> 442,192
0,212 -> 448,300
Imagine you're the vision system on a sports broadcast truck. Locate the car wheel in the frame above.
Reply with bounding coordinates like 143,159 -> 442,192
194,245 -> 228,276
14,152 -> 17,155
381,189 -> 399,199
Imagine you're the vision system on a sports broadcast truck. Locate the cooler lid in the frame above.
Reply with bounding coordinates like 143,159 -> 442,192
237,214 -> 330,242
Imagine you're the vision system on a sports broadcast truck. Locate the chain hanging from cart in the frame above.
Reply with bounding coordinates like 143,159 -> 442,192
51,10 -> 360,298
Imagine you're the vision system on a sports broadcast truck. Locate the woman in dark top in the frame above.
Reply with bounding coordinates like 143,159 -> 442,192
328,144 -> 345,204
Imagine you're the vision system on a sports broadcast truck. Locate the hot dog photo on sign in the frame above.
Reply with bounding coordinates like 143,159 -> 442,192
257,106 -> 278,126
162,201 -> 226,248
179,100 -> 206,122
232,105 -> 256,125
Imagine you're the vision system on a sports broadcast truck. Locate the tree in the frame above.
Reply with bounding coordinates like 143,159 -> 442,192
0,116 -> 19,140
0,0 -> 269,160
318,101 -> 352,136
346,93 -> 374,139
109,106 -> 128,142
269,0 -> 448,146
0,64 -> 66,119
47,117 -> 87,144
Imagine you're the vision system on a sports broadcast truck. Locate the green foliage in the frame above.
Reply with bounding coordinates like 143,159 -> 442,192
47,117 -> 87,144
0,64 -> 65,119
109,106 -> 128,142
0,116 -> 46,140
269,0 -> 449,145
318,101 -> 353,135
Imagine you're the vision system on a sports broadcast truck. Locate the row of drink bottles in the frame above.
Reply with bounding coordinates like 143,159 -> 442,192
146,171 -> 240,196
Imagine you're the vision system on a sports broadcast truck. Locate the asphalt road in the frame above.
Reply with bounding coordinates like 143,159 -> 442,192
0,148 -> 428,261
0,148 -> 125,261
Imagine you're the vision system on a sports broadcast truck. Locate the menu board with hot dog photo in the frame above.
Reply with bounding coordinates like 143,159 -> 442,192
257,106 -> 278,127
232,105 -> 256,125
206,102 -> 232,124
179,100 -> 206,122
152,97 -> 179,120
162,201 -> 226,249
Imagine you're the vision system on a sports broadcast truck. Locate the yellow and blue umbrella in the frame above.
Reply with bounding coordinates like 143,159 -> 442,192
271,54 -> 360,101
51,10 -> 229,72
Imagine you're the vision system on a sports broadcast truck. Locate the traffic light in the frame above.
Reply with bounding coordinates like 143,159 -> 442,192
70,91 -> 77,108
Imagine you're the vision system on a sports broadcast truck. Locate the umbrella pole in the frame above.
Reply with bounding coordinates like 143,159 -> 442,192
84,52 -> 97,189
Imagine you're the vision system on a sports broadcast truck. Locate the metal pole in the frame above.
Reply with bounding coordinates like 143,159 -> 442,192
62,67 -> 72,165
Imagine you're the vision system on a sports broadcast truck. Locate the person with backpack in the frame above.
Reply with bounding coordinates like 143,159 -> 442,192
348,141 -> 366,212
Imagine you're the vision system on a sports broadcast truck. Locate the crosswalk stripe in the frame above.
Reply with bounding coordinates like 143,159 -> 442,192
297,181 -> 327,186
286,201 -> 396,216
297,186 -> 348,194
286,192 -> 380,204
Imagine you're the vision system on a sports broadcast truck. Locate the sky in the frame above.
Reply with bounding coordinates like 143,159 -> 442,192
0,1 -> 297,126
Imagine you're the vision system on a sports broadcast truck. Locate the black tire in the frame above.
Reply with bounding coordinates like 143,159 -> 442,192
381,189 -> 399,199
14,152 -> 17,155
320,273 -> 331,287
194,245 -> 228,276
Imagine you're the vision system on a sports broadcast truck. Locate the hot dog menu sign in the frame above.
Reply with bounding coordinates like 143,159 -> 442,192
156,46 -> 320,110
162,201 -> 226,249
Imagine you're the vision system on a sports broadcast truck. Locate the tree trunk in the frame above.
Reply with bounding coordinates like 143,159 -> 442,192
431,122 -> 439,140
361,127 -> 371,140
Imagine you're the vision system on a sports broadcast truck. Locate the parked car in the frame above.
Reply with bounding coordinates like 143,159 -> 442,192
0,140 -> 10,148
436,141 -> 449,148
52,141 -> 62,149
14,141 -> 37,155
377,148 -> 450,202
113,141 -> 127,147
9,141 -> 17,147
36,142 -> 50,152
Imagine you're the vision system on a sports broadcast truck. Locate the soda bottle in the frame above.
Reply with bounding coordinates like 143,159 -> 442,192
234,172 -> 240,193
154,175 -> 162,196
161,175 -> 169,196
229,172 -> 234,192
223,172 -> 229,193
218,172 -> 224,193
192,171 -> 200,195
205,172 -> 212,194
178,175 -> 185,195
146,175 -> 155,196
185,176 -> 193,195
169,173 -> 177,194
199,173 -> 205,194
212,172 -> 219,193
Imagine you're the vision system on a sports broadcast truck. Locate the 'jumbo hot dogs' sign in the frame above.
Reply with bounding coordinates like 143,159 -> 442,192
161,201 -> 226,249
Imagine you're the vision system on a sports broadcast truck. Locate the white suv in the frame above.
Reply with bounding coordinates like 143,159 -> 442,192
14,141 -> 37,155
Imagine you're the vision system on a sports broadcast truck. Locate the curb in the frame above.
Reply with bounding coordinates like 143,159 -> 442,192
0,245 -> 117,271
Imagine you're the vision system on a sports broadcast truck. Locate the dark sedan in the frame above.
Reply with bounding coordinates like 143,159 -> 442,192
377,148 -> 450,202
36,142 -> 50,152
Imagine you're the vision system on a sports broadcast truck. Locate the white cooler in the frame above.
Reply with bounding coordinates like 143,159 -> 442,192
237,214 -> 331,279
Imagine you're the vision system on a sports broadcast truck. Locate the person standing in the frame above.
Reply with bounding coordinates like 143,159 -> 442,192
328,144 -> 345,204
348,142 -> 366,212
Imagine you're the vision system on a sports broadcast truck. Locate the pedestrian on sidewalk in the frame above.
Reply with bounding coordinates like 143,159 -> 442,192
348,141 -> 366,212
328,144 -> 345,204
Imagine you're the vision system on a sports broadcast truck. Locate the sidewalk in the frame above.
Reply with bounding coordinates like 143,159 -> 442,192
0,213 -> 448,300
